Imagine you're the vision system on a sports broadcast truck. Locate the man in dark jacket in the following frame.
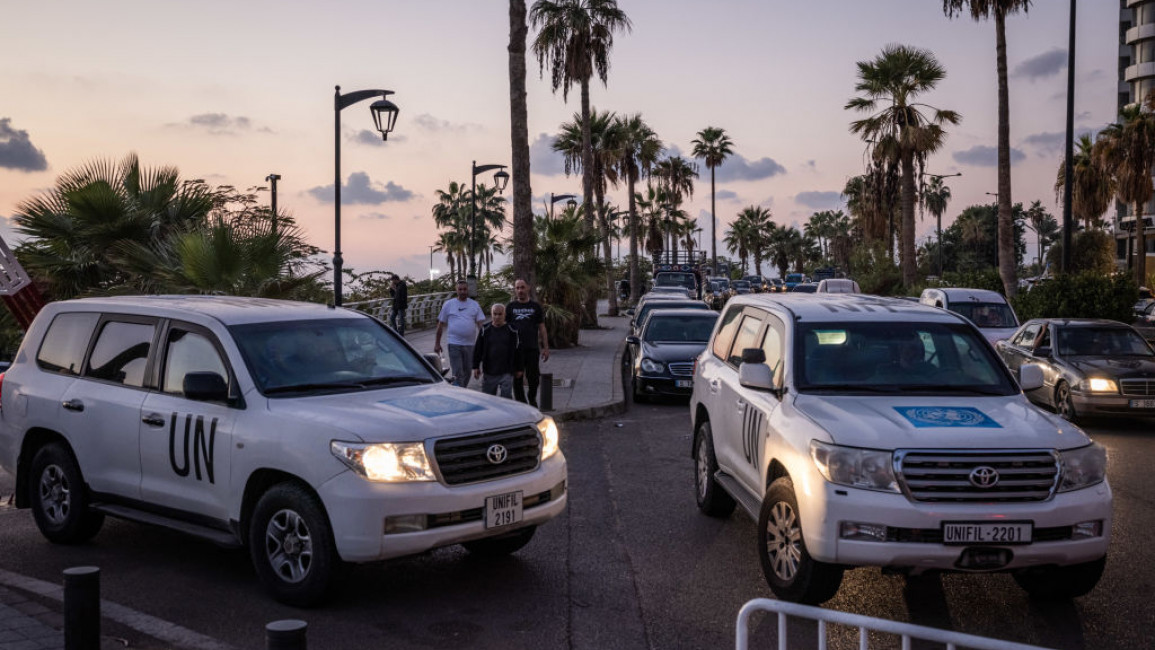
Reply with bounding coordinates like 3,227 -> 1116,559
507,279 -> 550,406
472,304 -> 522,398
389,275 -> 408,335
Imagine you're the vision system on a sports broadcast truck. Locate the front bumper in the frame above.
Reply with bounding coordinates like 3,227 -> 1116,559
1073,391 -> 1155,417
319,452 -> 567,562
801,478 -> 1111,573
635,374 -> 694,397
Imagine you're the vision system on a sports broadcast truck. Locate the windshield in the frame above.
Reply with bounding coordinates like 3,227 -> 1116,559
1057,327 -> 1154,357
792,284 -> 817,293
795,321 -> 1017,396
948,301 -> 1018,329
714,279 -> 731,290
786,274 -> 804,283
637,301 -> 708,325
644,315 -> 718,343
231,317 -> 439,395
733,281 -> 750,289
656,273 -> 696,289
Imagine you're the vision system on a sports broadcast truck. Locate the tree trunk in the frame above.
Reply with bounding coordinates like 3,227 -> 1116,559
995,10 -> 1017,297
597,187 -> 618,316
710,167 -> 717,274
580,79 -> 599,327
508,0 -> 535,293
901,153 -> 917,287
628,172 -> 640,304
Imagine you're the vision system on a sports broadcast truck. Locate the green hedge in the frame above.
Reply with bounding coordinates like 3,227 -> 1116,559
1011,272 -> 1137,323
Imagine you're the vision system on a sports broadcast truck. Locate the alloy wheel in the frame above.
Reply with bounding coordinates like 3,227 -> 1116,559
264,509 -> 314,584
765,501 -> 802,581
38,464 -> 71,525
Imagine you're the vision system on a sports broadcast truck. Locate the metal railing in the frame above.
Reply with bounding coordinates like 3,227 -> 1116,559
735,598 -> 1054,650
345,291 -> 453,331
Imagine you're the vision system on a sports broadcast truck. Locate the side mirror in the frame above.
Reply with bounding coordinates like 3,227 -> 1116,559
1033,346 -> 1052,359
741,347 -> 766,364
626,308 -> 635,316
739,362 -> 775,391
626,335 -> 640,345
183,372 -> 229,402
423,353 -> 448,376
1019,363 -> 1044,392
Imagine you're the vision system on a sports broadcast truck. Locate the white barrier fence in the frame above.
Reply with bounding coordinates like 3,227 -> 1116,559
345,292 -> 453,331
736,598 -> 1054,650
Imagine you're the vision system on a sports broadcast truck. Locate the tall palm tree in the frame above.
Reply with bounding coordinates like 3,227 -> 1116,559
846,44 -> 960,288
434,232 -> 458,282
943,0 -> 1032,296
921,176 -> 953,276
691,126 -> 734,274
432,181 -> 471,280
735,206 -> 773,274
1094,91 -> 1155,285
612,114 -> 662,303
530,0 -> 632,229
509,0 -> 536,291
652,155 -> 699,258
1056,133 -> 1115,230
723,217 -> 755,275
1024,200 -> 1060,271
635,183 -> 665,258
533,210 -> 604,347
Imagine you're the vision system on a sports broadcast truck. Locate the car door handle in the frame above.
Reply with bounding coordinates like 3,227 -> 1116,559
61,399 -> 84,412
709,379 -> 720,393
142,413 -> 166,427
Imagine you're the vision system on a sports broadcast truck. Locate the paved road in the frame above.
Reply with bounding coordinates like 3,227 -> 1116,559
2,400 -> 1154,649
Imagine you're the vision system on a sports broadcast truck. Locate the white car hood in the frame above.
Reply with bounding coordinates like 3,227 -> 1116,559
265,383 -> 542,443
792,394 -> 1088,451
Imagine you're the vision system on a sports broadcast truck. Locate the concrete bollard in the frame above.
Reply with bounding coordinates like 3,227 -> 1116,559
266,619 -> 308,650
63,566 -> 100,650
540,373 -> 553,411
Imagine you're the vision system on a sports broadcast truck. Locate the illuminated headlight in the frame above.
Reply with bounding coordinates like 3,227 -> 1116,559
330,441 -> 435,482
1057,443 -> 1107,492
1086,378 -> 1118,393
810,440 -> 899,493
640,358 -> 664,373
537,416 -> 560,459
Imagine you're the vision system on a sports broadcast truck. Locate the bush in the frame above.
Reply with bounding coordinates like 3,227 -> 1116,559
1045,230 -> 1116,276
1011,272 -> 1137,323
850,242 -> 903,296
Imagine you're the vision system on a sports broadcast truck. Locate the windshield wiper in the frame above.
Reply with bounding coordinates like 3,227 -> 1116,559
804,384 -> 900,393
360,376 -> 436,386
265,381 -> 365,394
898,385 -> 1007,395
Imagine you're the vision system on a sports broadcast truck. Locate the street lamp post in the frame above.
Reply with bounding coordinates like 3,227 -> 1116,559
1061,0 -> 1077,274
333,85 -> 399,307
265,173 -> 281,234
469,161 -> 510,288
549,193 -> 577,220
921,171 -> 961,278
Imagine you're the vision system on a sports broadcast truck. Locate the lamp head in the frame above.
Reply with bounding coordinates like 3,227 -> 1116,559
370,97 -> 400,140
494,168 -> 510,192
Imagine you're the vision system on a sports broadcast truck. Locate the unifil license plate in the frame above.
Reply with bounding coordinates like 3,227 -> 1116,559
942,521 -> 1032,545
485,491 -> 523,529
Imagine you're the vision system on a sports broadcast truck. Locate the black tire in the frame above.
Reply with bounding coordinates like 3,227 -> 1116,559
461,526 -> 536,557
693,421 -> 736,517
1056,381 -> 1079,422
1013,557 -> 1106,600
249,483 -> 338,607
758,478 -> 844,604
29,443 -> 104,544
631,373 -> 649,404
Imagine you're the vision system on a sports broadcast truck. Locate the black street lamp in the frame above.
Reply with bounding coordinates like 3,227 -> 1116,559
265,173 -> 281,235
469,161 -> 509,284
921,171 -> 961,278
1061,0 -> 1077,274
549,193 -> 577,220
333,85 -> 399,307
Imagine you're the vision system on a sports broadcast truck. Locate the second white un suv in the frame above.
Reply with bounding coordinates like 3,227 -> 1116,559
690,294 -> 1110,604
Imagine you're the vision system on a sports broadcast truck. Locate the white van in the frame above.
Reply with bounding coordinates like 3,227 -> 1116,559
815,278 -> 861,294
920,287 -> 1019,345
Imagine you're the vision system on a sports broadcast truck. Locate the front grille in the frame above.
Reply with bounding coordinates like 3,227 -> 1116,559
896,450 -> 1059,503
433,427 -> 541,485
1120,379 -> 1155,397
668,362 -> 694,377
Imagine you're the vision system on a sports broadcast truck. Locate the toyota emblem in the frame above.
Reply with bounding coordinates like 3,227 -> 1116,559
969,466 -> 999,488
486,444 -> 509,465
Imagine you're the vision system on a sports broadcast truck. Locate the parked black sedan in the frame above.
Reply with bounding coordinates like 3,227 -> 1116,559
996,318 -> 1155,421
626,309 -> 718,402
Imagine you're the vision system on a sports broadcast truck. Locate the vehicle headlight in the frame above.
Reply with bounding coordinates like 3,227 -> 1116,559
330,441 -> 435,482
537,416 -> 560,459
640,358 -> 665,373
1086,378 -> 1118,394
810,440 -> 899,493
1057,443 -> 1107,492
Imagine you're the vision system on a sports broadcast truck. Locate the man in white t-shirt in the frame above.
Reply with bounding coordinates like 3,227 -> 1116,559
434,280 -> 487,388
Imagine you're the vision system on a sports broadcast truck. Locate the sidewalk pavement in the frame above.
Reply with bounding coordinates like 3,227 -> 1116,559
0,304 -> 630,650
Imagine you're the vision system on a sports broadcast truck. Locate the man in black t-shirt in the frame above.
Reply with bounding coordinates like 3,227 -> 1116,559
389,275 -> 408,335
507,278 -> 550,407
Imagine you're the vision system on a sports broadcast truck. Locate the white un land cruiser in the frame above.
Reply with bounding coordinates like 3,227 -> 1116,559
691,294 -> 1110,604
0,297 -> 566,606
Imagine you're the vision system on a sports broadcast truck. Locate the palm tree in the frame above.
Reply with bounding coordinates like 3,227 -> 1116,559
432,181 -> 472,280
611,114 -> 662,304
847,44 -> 960,287
509,0 -> 536,291
921,176 -> 953,276
533,210 -> 604,347
635,183 -> 665,258
724,217 -> 755,275
434,232 -> 458,282
1023,200 -> 1060,272
1093,91 -> 1155,285
1056,133 -> 1115,230
691,126 -> 734,274
652,156 -> 699,259
943,0 -> 1032,296
735,206 -> 773,274
530,0 -> 632,229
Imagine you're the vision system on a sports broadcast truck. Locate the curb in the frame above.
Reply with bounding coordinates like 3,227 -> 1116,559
551,336 -> 628,423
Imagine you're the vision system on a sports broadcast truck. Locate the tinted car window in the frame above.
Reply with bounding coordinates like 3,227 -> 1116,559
1057,327 -> 1154,356
1012,323 -> 1040,348
759,319 -> 784,375
36,312 -> 99,375
727,314 -> 764,367
636,300 -> 708,327
86,321 -> 155,387
163,329 -> 229,395
949,302 -> 1018,328
643,314 -> 718,343
711,306 -> 744,360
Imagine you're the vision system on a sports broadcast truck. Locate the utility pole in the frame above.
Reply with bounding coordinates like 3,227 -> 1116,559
266,173 -> 281,234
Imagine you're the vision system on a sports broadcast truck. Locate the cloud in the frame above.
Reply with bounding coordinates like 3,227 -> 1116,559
168,113 -> 272,135
714,153 -> 787,182
952,145 -> 1026,167
666,145 -> 685,159
0,118 -> 48,172
715,189 -> 739,201
359,212 -> 391,221
794,191 -> 844,210
530,133 -> 567,176
307,172 -> 415,205
1021,129 -> 1096,156
1012,49 -> 1067,82
351,129 -> 408,146
411,113 -> 477,133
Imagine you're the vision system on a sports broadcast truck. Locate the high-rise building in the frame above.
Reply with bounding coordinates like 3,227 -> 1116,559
1117,0 -> 1155,271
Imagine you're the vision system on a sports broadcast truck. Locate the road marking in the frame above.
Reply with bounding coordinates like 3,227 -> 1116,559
0,568 -> 237,650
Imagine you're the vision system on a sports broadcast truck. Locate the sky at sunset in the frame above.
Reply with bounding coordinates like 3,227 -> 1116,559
0,0 -> 1122,282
